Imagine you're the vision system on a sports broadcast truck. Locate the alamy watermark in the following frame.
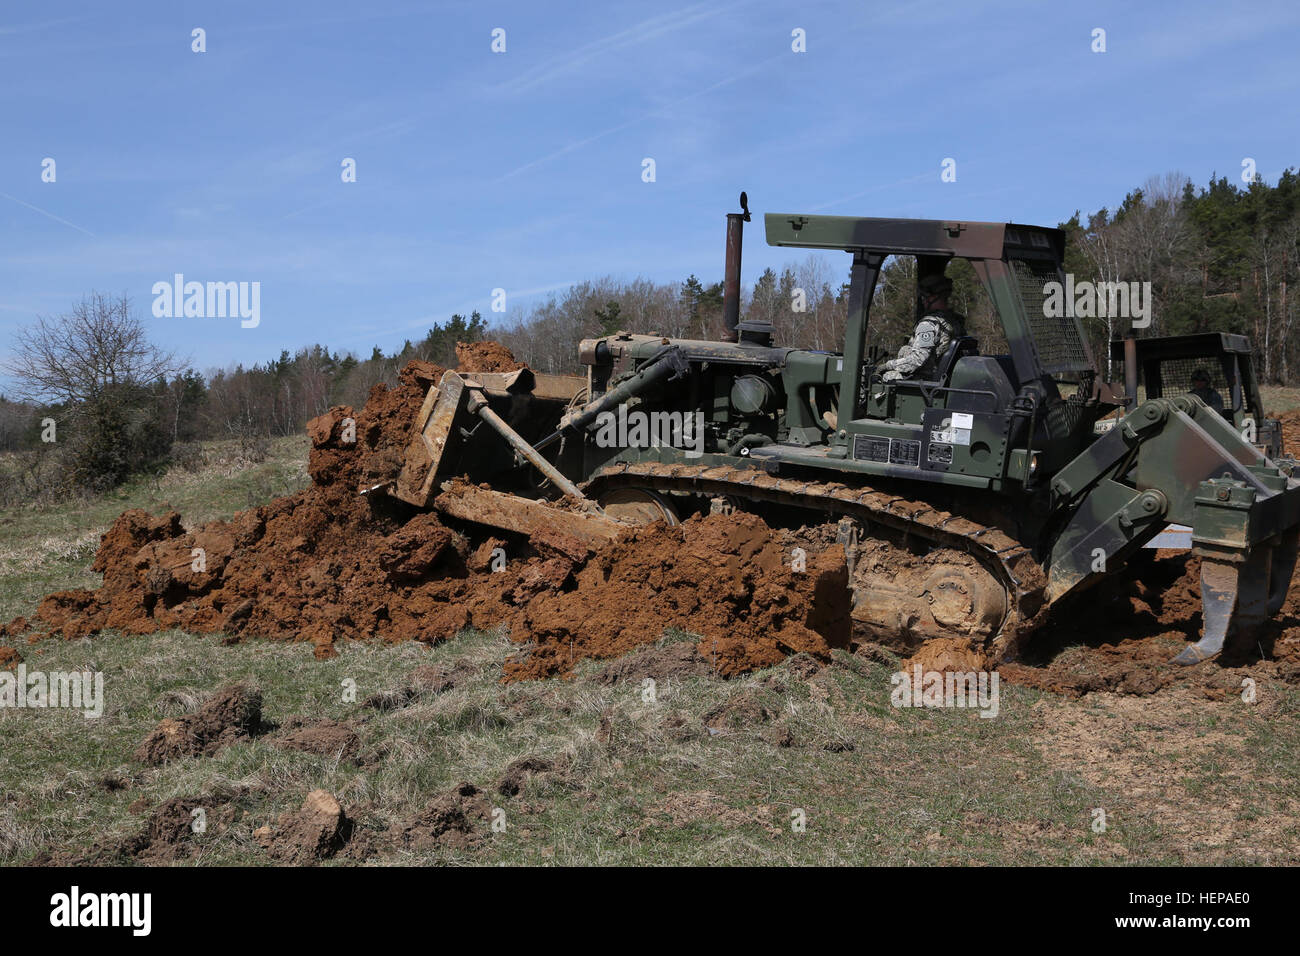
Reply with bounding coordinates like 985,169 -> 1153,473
50,886 -> 150,936
152,274 -> 260,328
1043,274 -> 1151,329
0,665 -> 104,718
593,404 -> 705,458
890,664 -> 1000,718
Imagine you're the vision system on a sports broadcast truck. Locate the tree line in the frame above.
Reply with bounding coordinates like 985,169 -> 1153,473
2,169 -> 1297,503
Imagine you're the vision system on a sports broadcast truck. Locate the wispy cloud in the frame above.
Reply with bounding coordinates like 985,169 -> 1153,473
0,192 -> 96,237
493,2 -> 747,96
498,52 -> 784,180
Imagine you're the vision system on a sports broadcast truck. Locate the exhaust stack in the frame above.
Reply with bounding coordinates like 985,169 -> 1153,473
1123,334 -> 1138,410
722,191 -> 751,343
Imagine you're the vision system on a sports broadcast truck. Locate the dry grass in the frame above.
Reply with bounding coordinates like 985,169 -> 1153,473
2,624 -> 1296,865
2,437 -> 1298,865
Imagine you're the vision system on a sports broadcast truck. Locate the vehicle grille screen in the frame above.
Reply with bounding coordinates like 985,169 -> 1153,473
1010,258 -> 1093,375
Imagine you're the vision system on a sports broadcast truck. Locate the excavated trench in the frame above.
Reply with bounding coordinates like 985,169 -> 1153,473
6,343 -> 1300,695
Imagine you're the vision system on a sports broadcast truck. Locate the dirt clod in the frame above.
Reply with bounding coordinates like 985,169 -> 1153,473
398,782 -> 490,850
135,684 -> 263,764
256,789 -> 351,864
455,340 -> 526,373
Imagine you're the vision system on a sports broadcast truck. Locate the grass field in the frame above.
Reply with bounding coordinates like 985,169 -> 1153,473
1,438 -> 1298,865
1261,385 -> 1300,414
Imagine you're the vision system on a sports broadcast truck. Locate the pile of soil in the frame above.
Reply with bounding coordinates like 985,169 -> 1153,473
504,512 -> 849,680
1277,409 -> 1300,455
454,340 -> 526,373
16,343 -> 847,677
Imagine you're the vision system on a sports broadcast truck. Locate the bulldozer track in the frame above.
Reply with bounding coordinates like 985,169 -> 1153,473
583,461 -> 1050,659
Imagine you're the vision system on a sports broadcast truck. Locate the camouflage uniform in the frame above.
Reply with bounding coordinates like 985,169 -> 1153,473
881,308 -> 966,382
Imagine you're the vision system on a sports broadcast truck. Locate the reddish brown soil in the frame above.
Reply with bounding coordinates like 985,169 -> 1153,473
1278,409 -> 1300,454
18,345 -> 847,679
988,550 -> 1300,697
503,511 -> 850,680
454,340 -> 526,373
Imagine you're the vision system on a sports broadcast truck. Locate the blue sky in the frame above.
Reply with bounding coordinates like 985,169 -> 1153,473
2,0 -> 1297,385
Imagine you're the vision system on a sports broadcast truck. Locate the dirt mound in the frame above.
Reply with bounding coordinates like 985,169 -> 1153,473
255,789 -> 352,864
455,340 -> 525,373
135,684 -> 263,764
397,782 -> 490,850
504,512 -> 850,680
30,361 -> 462,657
121,795 -> 229,863
22,345 -> 851,679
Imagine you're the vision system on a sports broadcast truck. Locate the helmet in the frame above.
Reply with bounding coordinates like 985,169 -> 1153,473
918,274 -> 953,297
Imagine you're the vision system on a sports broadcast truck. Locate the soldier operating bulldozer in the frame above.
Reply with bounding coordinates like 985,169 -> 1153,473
880,272 -> 968,381
1188,367 -> 1226,417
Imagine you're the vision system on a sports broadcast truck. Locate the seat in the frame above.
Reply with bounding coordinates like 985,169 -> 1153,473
947,355 -> 1018,416
918,335 -> 980,385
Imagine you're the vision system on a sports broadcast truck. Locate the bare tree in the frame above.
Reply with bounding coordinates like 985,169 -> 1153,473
3,293 -> 187,492
3,293 -> 184,404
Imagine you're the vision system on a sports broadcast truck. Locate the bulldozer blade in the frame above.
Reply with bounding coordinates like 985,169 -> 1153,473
433,482 -> 627,549
391,371 -> 471,507
1172,548 -> 1272,665
1268,528 -> 1300,615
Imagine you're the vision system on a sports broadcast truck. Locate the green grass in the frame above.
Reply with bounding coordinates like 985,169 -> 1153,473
0,628 -> 1188,866
1,437 -> 1297,865
5,623 -> 1294,865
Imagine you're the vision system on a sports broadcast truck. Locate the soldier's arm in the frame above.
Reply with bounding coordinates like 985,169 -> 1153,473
883,320 -> 939,375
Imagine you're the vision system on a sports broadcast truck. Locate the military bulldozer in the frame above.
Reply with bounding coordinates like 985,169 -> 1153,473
1108,332 -> 1285,460
369,196 -> 1300,666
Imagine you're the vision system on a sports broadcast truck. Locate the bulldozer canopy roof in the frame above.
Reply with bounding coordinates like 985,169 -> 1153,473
764,213 -> 1065,262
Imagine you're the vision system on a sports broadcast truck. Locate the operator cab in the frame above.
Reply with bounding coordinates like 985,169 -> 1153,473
762,214 -> 1109,489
